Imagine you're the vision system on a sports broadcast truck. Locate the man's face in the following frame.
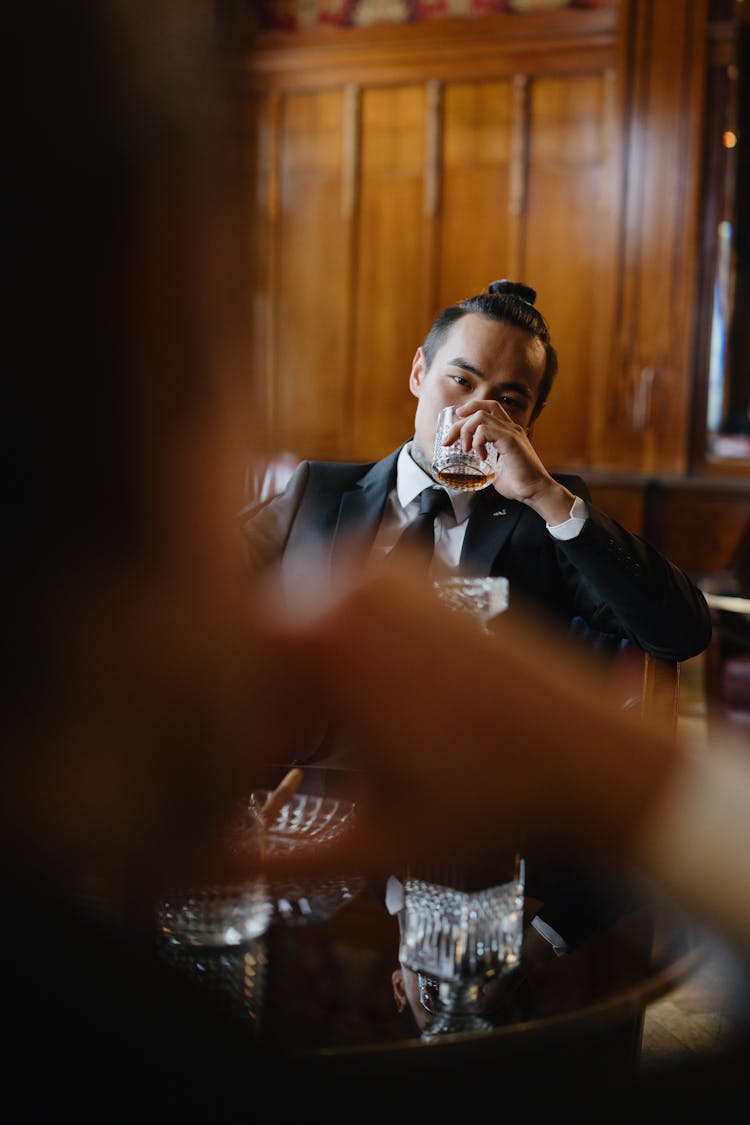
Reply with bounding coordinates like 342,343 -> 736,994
409,313 -> 548,464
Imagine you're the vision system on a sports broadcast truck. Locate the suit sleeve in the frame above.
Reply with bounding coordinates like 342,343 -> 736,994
554,496 -> 712,661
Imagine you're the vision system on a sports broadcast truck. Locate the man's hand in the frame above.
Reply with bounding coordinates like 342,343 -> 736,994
444,399 -> 576,524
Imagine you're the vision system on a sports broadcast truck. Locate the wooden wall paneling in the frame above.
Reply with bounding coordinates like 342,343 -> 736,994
585,481 -> 646,536
240,92 -> 275,454
524,70 -> 619,471
273,89 -> 352,460
351,84 -> 431,460
645,479 -> 750,578
577,473 -> 750,576
438,79 -> 518,310
238,7 -> 731,473
605,0 -> 709,474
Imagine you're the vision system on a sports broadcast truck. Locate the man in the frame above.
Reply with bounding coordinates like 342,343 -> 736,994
243,280 -> 710,662
242,279 -> 712,960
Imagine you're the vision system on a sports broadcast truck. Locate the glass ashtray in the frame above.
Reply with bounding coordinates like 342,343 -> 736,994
266,874 -> 365,926
244,790 -> 357,855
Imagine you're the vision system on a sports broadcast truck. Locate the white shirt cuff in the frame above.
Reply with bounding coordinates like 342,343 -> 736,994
546,495 -> 589,541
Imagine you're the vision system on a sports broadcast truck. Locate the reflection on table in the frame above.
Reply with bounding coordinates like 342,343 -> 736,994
155,825 -> 699,1094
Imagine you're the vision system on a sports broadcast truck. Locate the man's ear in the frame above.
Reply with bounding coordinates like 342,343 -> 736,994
409,347 -> 426,399
391,968 -> 407,1013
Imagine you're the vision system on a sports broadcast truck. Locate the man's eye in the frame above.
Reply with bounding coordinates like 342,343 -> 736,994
500,395 -> 523,410
451,375 -> 471,388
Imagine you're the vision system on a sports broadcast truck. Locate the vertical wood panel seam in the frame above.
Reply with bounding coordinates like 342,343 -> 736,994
665,2 -> 696,429
424,80 -> 443,327
509,74 -> 529,217
342,83 -> 360,221
266,91 -> 282,447
629,0 -> 651,374
342,84 -> 362,448
424,79 -> 442,218
600,67 -> 616,212
609,0 -> 637,420
669,0 -> 709,433
618,0 -> 651,441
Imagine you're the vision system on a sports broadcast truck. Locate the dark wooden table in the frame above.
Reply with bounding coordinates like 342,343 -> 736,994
158,868 -> 701,1098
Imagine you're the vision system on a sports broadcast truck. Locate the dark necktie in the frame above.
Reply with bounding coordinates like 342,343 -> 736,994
389,486 -> 451,569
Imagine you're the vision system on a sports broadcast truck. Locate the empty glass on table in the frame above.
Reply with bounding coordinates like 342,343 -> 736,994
398,860 -> 525,1040
432,575 -> 509,634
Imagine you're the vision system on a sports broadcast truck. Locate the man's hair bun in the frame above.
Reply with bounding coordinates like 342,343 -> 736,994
487,279 -> 537,305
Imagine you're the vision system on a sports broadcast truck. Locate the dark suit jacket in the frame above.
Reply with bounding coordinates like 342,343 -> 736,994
243,442 -> 711,662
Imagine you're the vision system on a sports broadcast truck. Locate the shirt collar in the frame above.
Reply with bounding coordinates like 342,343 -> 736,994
396,442 -> 474,524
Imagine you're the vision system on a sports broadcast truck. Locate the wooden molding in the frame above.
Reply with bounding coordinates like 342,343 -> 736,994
231,9 -> 617,91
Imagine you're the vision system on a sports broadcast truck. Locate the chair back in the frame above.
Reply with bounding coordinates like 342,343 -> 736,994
568,619 -> 680,730
640,652 -> 680,732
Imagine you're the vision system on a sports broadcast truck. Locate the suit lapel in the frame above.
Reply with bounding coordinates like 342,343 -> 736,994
330,446 -> 402,568
460,488 -> 524,574
326,445 -> 523,576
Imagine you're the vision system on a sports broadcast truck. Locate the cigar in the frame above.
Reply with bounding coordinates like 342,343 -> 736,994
261,767 -> 303,826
